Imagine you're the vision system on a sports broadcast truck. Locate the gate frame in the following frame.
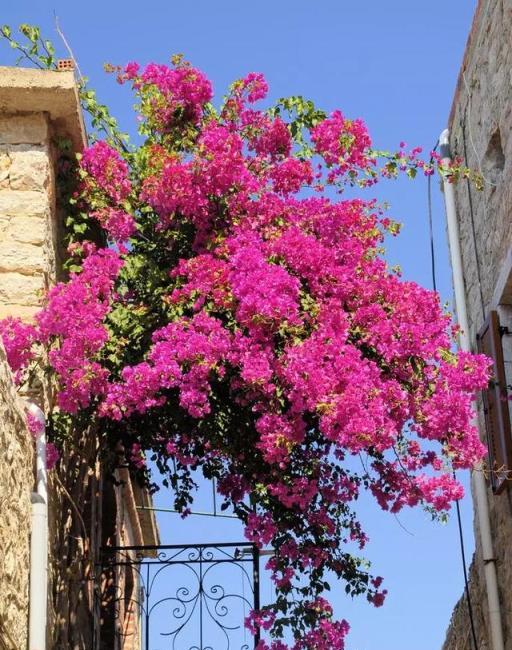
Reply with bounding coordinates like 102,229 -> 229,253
95,541 -> 261,650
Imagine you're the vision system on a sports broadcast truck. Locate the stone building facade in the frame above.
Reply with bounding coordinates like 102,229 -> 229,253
443,1 -> 512,649
0,66 -> 158,650
0,342 -> 33,649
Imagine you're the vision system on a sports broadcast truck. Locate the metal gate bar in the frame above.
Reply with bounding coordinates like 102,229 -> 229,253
96,542 -> 260,650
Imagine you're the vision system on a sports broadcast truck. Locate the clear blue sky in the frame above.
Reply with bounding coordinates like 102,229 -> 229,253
2,2 -> 478,649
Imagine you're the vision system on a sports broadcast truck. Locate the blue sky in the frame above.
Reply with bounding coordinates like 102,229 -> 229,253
1,2 -> 478,649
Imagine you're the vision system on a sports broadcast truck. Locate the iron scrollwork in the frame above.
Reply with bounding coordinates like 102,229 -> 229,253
96,542 -> 260,650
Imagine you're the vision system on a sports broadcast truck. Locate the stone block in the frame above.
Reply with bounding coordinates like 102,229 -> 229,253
0,152 -> 11,188
0,113 -> 48,145
5,215 -> 46,245
9,150 -> 50,191
0,241 -> 44,274
0,189 -> 50,220
0,214 -> 9,237
0,272 -> 44,305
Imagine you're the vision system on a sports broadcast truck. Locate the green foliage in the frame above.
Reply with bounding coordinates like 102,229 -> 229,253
79,81 -> 130,151
269,95 -> 326,158
1,23 -> 56,69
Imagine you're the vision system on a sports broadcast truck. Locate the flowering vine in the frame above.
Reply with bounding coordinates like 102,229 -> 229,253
1,26 -> 490,649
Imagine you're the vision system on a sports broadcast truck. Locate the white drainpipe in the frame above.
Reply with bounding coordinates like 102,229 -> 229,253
26,401 -> 48,650
439,129 -> 504,650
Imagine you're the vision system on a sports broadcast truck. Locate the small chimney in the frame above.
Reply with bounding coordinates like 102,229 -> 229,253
57,59 -> 74,72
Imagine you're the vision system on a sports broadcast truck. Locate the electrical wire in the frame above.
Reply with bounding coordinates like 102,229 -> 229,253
454,495 -> 479,650
459,0 -> 497,191
461,113 -> 487,322
427,150 -> 479,650
427,145 -> 438,293
461,72 -> 497,190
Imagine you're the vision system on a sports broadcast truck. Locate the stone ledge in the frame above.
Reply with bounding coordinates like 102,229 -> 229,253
0,66 -> 86,152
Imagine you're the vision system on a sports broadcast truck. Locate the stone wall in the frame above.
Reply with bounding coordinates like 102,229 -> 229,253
0,66 -> 86,650
0,66 -> 158,650
0,113 -> 57,322
0,343 -> 33,650
443,1 -> 512,648
0,66 -> 84,322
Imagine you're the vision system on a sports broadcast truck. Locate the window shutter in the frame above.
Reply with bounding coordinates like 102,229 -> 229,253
477,310 -> 512,493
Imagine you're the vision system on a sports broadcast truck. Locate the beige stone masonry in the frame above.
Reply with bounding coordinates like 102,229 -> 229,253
0,66 -> 85,649
0,342 -> 33,650
443,1 -> 512,649
0,67 -> 85,323
0,66 -> 85,151
0,112 -> 48,145
0,114 -> 54,320
0,65 -> 161,650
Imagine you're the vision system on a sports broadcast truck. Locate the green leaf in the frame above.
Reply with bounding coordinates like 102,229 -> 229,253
73,222 -> 88,234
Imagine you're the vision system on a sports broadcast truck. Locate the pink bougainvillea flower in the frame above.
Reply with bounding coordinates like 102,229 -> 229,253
0,60 -> 489,649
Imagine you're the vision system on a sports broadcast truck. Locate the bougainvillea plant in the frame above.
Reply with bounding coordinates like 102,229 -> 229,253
1,25 -> 490,649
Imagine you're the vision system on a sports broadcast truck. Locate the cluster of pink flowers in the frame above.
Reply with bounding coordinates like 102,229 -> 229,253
141,158 -> 206,229
254,611 -> 350,650
250,116 -> 292,159
246,609 -> 276,636
100,313 -> 231,419
311,109 -> 372,172
38,248 -> 122,413
270,158 -> 313,194
91,208 -> 136,242
26,411 -> 59,470
245,512 -> 278,548
81,141 -> 131,203
79,141 -> 135,243
236,71 -> 269,104
295,619 -> 350,650
0,317 -> 36,382
0,60 -> 490,648
121,60 -> 212,128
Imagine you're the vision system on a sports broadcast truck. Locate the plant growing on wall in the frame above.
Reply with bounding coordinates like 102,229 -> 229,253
1,25 -> 489,649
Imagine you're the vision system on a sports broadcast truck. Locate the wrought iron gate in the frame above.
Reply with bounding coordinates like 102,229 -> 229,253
96,542 -> 260,650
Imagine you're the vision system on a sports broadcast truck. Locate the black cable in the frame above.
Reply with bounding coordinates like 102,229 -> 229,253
427,144 -> 479,650
461,113 -> 486,322
427,141 -> 440,293
454,491 -> 479,650
427,171 -> 437,294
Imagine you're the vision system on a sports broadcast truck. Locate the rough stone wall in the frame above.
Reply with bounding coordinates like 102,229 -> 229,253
0,106 -> 60,649
0,342 -> 33,650
0,66 -> 157,650
0,112 -> 60,322
443,1 -> 512,648
0,68 -> 89,650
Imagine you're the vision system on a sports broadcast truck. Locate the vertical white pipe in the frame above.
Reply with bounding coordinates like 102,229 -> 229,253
27,402 -> 48,650
439,129 -> 504,650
